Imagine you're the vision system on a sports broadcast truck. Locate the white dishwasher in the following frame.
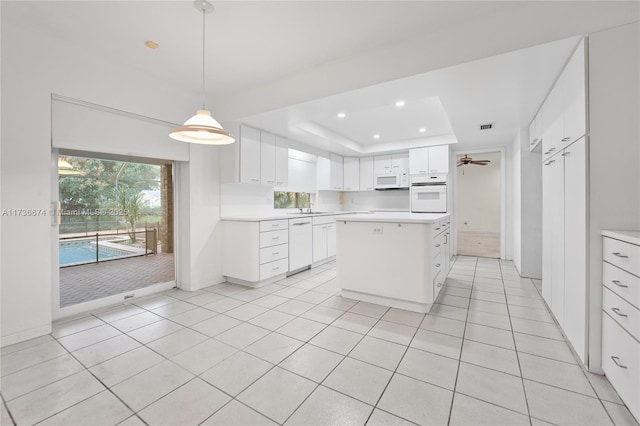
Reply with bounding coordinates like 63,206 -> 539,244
288,217 -> 313,272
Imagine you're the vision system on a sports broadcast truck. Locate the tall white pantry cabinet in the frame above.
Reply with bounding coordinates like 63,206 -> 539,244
541,21 -> 640,390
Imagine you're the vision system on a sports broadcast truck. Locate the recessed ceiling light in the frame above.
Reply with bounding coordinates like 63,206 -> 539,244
373,134 -> 380,139
419,128 -> 426,133
145,40 -> 159,50
395,100 -> 405,107
337,112 -> 346,118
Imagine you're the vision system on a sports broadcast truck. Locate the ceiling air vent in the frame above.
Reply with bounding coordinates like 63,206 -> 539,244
480,123 -> 495,130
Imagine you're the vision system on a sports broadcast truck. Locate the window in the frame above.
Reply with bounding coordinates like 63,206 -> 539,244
274,191 -> 310,209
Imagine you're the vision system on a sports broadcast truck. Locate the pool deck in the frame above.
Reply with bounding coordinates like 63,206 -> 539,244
59,252 -> 175,307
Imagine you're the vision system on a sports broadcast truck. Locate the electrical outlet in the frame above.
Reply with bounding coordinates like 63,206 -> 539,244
372,227 -> 383,235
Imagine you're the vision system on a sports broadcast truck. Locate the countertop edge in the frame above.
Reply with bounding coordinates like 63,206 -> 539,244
601,229 -> 640,246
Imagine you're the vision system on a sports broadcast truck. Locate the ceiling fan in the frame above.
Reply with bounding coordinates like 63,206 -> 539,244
457,154 -> 491,167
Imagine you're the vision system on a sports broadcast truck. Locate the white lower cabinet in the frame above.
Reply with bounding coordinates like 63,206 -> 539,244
222,219 -> 289,286
542,138 -> 587,363
601,233 -> 640,423
313,216 -> 337,264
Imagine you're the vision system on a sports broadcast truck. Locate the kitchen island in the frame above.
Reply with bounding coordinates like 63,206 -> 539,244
335,212 -> 451,313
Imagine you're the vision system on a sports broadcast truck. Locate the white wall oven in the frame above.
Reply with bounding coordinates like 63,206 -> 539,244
411,174 -> 447,213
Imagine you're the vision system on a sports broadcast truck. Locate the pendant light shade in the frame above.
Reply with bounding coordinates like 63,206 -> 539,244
170,0 -> 235,145
170,110 -> 235,144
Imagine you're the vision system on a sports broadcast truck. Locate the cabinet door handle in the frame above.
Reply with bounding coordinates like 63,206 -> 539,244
611,356 -> 628,369
435,244 -> 441,247
612,280 -> 628,288
276,181 -> 283,185
267,180 -> 274,184
561,152 -> 571,157
272,236 -> 279,240
436,264 -> 441,267
549,147 -> 556,152
251,178 -> 259,182
561,137 -> 571,142
272,252 -> 279,256
544,160 -> 556,166
435,227 -> 441,230
611,307 -> 628,317
272,266 -> 280,271
612,252 -> 629,259
272,224 -> 279,227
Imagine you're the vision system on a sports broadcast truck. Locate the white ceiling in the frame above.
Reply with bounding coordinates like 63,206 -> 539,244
4,1 -> 639,154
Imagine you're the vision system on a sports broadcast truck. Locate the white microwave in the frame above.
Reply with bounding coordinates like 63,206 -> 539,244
375,172 -> 408,189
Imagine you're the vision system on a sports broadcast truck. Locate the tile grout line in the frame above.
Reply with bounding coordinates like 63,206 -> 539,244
0,391 -> 17,426
498,260 -> 534,426
446,255 -> 477,426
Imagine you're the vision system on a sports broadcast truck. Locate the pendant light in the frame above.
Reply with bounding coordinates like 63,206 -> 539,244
170,0 -> 235,145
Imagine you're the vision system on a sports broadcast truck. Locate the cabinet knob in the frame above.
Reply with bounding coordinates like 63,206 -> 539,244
561,137 -> 571,142
612,280 -> 628,288
612,252 -> 629,259
611,356 -> 628,369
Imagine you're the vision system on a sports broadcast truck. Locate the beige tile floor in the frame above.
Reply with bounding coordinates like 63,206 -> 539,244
1,257 -> 637,426
457,232 -> 500,258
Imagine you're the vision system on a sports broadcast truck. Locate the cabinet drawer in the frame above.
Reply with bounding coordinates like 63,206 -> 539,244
260,243 -> 288,265
260,258 -> 288,280
260,219 -> 288,232
604,237 -> 640,277
312,215 -> 336,226
604,261 -> 640,310
259,229 -> 288,248
602,314 -> 640,420
604,287 -> 640,341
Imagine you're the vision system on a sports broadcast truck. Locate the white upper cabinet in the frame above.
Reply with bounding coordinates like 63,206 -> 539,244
343,157 -> 360,191
359,156 -> 374,191
260,132 -> 276,185
391,152 -> 409,173
529,108 -> 543,152
409,145 -> 449,175
563,39 -> 586,147
240,125 -> 261,184
542,39 -> 586,160
330,153 -> 344,191
409,147 -> 429,175
275,136 -> 288,187
316,156 -> 331,191
374,155 -> 392,175
428,145 -> 449,174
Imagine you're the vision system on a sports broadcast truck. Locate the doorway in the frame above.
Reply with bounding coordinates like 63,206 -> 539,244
56,153 -> 175,310
455,151 -> 502,258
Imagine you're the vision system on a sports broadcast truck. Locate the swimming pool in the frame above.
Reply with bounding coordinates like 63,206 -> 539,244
59,241 -> 135,266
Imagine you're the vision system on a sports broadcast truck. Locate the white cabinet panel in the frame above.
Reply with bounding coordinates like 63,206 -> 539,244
260,243 -> 288,264
563,139 -> 587,361
562,39 -> 586,148
327,223 -> 336,258
359,156 -> 374,191
330,153 -> 344,191
603,288 -> 640,341
260,258 -> 289,280
409,147 -> 428,175
548,156 -> 565,325
603,262 -> 640,310
374,155 -> 392,174
604,237 -> 640,277
260,132 -> 276,185
259,229 -> 288,248
240,125 -> 261,184
602,314 -> 640,420
275,137 -> 289,187
313,225 -> 327,263
428,145 -> 449,174
343,157 -> 360,191
259,219 -> 288,232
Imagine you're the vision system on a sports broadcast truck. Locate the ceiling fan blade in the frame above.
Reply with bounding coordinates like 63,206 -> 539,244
457,163 -> 464,167
470,161 -> 490,165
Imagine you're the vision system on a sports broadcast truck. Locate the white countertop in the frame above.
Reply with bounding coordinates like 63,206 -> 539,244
221,211 -> 361,222
601,230 -> 640,245
335,212 -> 450,224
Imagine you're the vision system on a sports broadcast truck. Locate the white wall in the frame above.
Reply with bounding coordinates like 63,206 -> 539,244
510,128 -> 542,279
587,21 -> 640,372
456,152 -> 502,233
0,9 -> 223,345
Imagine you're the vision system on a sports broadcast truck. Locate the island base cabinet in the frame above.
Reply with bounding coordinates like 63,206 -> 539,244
336,220 -> 442,313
